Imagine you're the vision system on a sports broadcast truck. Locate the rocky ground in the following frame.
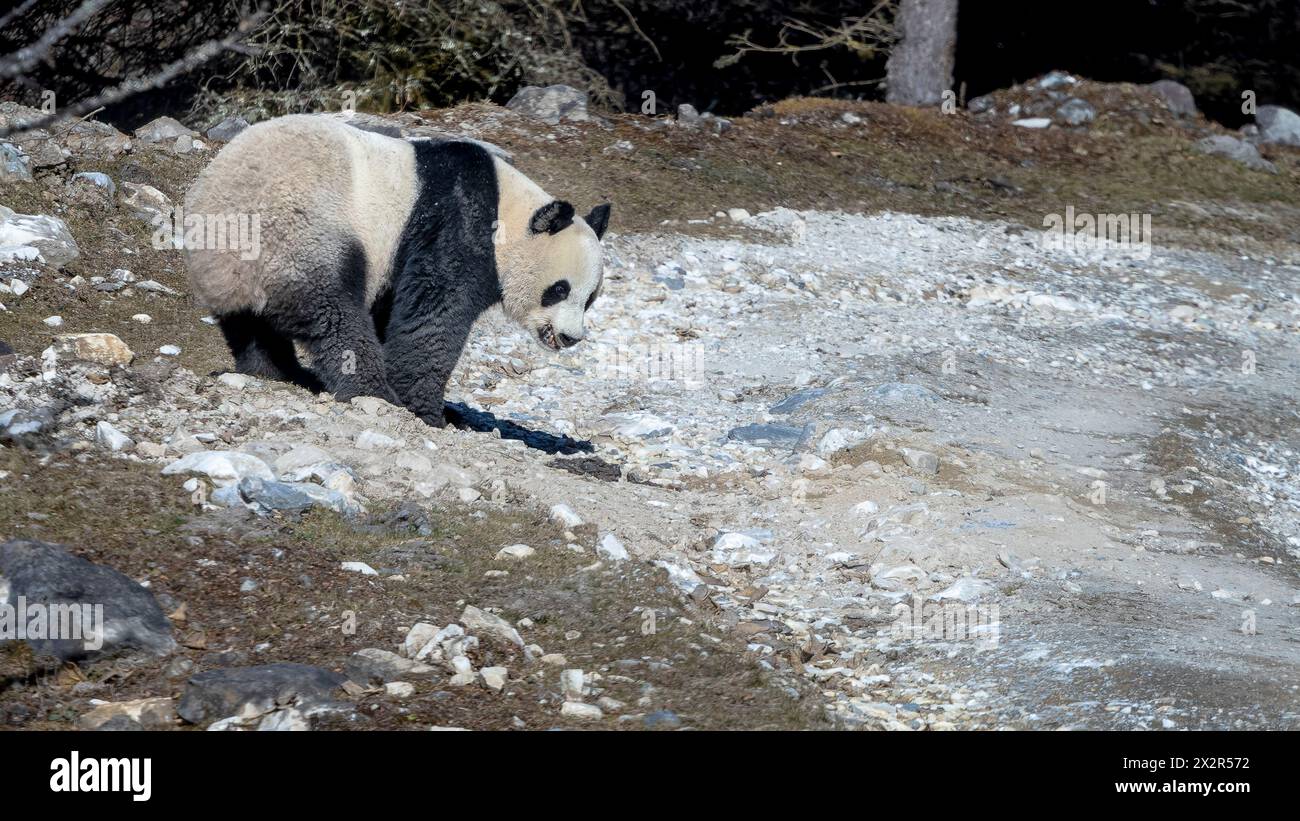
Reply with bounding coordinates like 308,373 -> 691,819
1,74 -> 1299,730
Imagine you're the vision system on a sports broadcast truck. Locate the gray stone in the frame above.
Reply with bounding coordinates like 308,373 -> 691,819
206,116 -> 250,142
1055,97 -> 1095,126
177,663 -> 346,724
120,182 -> 173,224
1193,135 -> 1277,173
901,448 -> 940,474
869,382 -> 940,403
235,477 -> 356,515
506,85 -> 588,125
460,605 -> 525,649
0,143 -> 31,182
644,709 -> 682,728
1147,80 -> 1197,117
345,648 -> 437,685
0,540 -> 175,661
1255,105 -> 1300,147
727,423 -> 810,449
133,116 -> 196,144
769,388 -> 827,414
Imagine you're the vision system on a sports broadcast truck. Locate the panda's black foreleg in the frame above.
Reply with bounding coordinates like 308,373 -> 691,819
382,316 -> 471,428
380,265 -> 486,429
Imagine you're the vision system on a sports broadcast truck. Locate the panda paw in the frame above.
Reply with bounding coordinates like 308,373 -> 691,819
441,404 -> 470,430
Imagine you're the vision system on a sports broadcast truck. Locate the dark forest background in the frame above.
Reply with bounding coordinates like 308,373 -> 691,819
0,0 -> 1295,129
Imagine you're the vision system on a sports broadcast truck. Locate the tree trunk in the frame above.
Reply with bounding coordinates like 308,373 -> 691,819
885,0 -> 958,107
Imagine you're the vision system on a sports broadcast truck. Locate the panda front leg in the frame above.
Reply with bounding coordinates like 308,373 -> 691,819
379,268 -> 483,428
382,311 -> 474,428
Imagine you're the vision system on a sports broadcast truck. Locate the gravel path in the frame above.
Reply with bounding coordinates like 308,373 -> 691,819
4,204 -> 1298,729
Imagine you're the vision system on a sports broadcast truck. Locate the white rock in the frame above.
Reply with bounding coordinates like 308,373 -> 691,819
43,315 -> 64,327
817,428 -> 868,456
560,669 -> 585,700
495,544 -> 535,561
549,503 -> 583,527
158,345 -> 181,356
727,208 -> 751,222
853,500 -> 880,516
901,448 -> 940,474
131,313 -> 152,324
1012,117 -> 1052,128
161,451 -> 275,485
340,561 -> 378,576
712,532 -> 776,566
385,682 -> 415,698
95,421 -> 133,452
930,577 -> 996,603
460,605 -> 525,649
9,278 -> 27,297
597,533 -> 629,561
560,702 -> 603,720
480,667 -> 508,691
403,623 -> 440,658
0,207 -> 80,267
356,429 -> 401,450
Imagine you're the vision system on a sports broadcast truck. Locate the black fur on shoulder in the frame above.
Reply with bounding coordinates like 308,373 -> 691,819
377,140 -> 505,426
529,200 -> 575,235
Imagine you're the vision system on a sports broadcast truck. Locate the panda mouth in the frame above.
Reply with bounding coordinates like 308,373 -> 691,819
537,324 -> 562,351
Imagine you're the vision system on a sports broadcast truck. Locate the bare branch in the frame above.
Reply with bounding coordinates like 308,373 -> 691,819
0,9 -> 267,139
0,0 -> 42,33
716,1 -> 897,70
0,0 -> 113,79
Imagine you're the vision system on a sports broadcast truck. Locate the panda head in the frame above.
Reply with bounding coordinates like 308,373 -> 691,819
499,199 -> 611,351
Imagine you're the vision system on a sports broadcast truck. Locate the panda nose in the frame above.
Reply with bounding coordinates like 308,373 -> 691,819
556,332 -> 581,348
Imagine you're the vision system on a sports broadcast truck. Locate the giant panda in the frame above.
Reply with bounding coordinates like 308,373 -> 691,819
183,114 -> 610,428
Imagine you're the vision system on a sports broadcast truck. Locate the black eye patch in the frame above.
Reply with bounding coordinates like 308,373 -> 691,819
541,280 -> 570,307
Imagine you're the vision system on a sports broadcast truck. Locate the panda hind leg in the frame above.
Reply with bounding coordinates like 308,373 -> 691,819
217,310 -> 324,392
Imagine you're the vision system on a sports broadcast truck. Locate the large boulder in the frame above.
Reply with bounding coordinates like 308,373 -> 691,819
0,205 -> 80,268
506,85 -> 589,125
1147,80 -> 1198,117
1255,105 -> 1300,147
0,540 -> 175,662
1194,135 -> 1277,173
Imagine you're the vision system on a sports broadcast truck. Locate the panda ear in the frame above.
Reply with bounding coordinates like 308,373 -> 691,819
585,203 -> 611,240
529,200 -> 575,235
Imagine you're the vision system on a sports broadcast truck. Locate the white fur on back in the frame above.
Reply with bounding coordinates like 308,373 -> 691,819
184,115 -> 418,314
